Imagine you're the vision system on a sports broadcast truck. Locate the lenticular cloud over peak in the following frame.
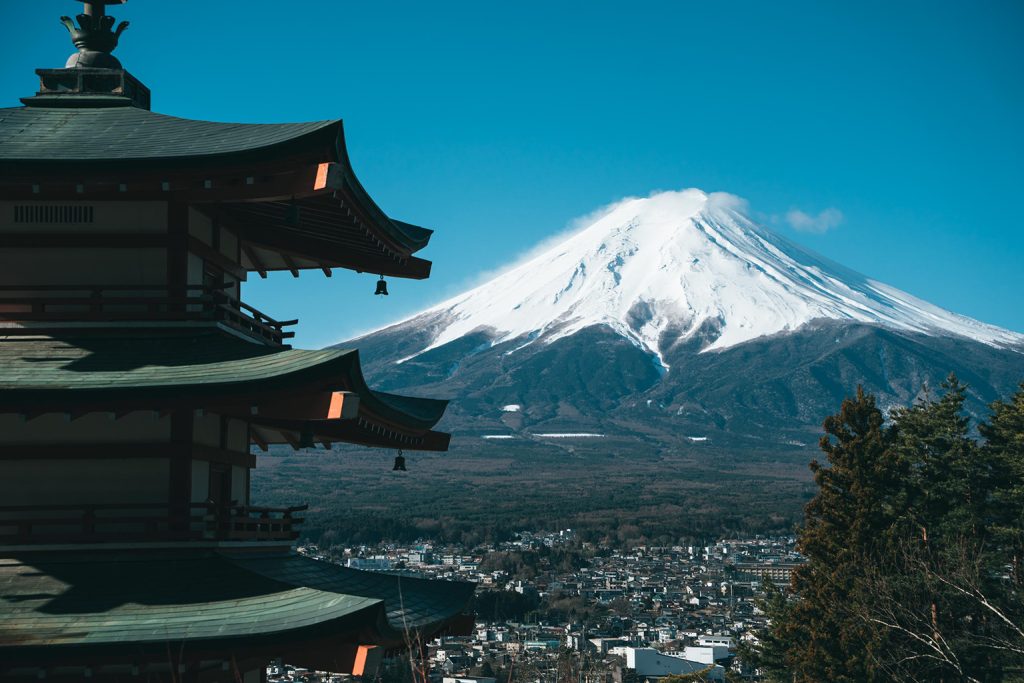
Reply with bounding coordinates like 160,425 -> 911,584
371,188 -> 1023,369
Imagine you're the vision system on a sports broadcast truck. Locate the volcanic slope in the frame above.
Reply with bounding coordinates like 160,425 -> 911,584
341,189 -> 1024,452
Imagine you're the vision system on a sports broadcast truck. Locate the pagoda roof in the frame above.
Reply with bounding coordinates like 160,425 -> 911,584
0,333 -> 450,450
0,551 -> 474,665
0,104 -> 436,278
0,106 -> 339,166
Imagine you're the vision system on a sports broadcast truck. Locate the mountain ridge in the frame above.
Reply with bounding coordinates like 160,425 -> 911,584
339,189 -> 1024,452
356,189 -> 1021,373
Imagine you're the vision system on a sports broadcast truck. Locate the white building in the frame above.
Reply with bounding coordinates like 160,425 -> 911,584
682,645 -> 730,664
345,557 -> 390,571
698,634 -> 735,649
624,648 -> 725,681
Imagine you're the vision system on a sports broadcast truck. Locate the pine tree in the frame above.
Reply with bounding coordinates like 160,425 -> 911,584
738,581 -> 792,681
977,382 -> 1024,673
750,378 -> 1024,681
757,386 -> 895,681
876,375 -> 990,681
980,382 -> 1024,588
888,375 -> 982,544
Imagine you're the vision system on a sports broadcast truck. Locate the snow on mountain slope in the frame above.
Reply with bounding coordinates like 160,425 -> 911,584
380,189 -> 1023,368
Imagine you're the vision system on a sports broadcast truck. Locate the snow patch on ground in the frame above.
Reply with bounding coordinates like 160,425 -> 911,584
501,404 -> 522,412
687,436 -> 709,442
481,435 -> 516,440
534,433 -> 605,438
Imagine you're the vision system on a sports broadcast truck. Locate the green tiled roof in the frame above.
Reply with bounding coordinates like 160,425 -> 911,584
0,334 -> 448,430
236,554 -> 476,630
0,334 -> 351,398
0,105 -> 436,261
0,106 -> 339,163
0,552 -> 473,652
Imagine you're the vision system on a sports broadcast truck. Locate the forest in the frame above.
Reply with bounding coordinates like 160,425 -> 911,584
252,434 -> 813,548
746,377 -> 1024,682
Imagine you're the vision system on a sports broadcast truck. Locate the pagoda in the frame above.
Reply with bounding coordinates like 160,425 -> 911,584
0,2 -> 473,680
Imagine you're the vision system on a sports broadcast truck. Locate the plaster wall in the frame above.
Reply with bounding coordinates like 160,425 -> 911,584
0,457 -> 170,506
0,247 -> 166,287
0,412 -> 171,444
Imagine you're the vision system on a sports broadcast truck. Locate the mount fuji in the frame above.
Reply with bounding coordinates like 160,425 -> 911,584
340,189 -> 1024,452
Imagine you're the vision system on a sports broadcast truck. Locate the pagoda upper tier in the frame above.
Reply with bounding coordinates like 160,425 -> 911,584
0,95 -> 434,279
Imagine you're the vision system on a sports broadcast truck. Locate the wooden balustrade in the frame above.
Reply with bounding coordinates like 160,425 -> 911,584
0,502 -> 307,545
0,284 -> 296,345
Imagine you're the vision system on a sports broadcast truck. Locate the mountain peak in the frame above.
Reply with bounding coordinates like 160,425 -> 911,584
381,189 -> 1023,369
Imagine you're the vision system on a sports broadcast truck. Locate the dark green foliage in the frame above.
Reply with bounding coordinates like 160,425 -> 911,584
659,667 -> 718,682
980,382 -> 1024,588
748,377 -> 1024,682
471,589 -> 541,622
252,439 -> 812,548
783,386 -> 891,682
738,582 -> 793,682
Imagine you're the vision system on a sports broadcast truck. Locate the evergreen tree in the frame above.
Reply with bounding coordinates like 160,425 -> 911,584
749,378 -> 1024,681
756,386 -> 894,681
737,581 -> 791,682
887,375 -> 982,544
981,382 -> 1024,588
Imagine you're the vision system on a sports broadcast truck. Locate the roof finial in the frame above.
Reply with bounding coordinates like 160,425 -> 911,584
60,0 -> 129,69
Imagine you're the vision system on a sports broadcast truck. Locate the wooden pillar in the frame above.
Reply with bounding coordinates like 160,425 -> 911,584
169,410 -> 194,535
168,201 -> 189,305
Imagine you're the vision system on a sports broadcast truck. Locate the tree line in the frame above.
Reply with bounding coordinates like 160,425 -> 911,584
747,377 -> 1024,682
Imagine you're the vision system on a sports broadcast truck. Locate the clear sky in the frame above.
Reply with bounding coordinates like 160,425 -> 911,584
6,1 -> 1023,348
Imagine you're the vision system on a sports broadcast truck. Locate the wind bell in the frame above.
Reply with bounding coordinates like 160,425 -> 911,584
374,275 -> 389,296
392,449 -> 406,471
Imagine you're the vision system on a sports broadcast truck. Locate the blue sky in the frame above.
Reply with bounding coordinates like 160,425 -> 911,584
6,1 -> 1023,348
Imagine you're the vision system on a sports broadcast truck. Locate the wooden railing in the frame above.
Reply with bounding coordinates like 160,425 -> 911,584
0,502 -> 307,545
0,285 -> 297,345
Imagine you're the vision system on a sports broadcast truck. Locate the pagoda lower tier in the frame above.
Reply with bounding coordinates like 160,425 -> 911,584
0,550 -> 475,680
0,329 -> 471,679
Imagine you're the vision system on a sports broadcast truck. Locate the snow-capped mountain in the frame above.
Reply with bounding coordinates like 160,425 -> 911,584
342,189 -> 1024,452
393,189 -> 1021,367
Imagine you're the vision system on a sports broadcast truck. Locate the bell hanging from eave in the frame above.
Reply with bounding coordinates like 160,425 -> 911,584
374,275 -> 389,296
298,422 -> 315,450
392,450 -> 406,471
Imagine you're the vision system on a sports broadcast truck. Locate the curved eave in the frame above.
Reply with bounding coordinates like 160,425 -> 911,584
330,122 -> 434,254
226,191 -> 434,280
0,106 -> 437,278
0,336 -> 360,409
0,335 -> 450,446
0,553 -> 474,667
234,554 -> 476,641
252,416 -> 451,452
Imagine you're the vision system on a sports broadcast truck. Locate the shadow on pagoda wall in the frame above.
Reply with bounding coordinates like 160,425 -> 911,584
14,331 -> 279,373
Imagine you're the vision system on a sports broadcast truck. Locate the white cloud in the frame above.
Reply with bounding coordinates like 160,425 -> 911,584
785,207 -> 844,233
707,191 -> 750,214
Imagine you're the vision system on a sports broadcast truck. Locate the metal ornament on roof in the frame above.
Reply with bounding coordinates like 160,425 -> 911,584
61,1 -> 130,69
374,275 -> 389,296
